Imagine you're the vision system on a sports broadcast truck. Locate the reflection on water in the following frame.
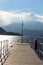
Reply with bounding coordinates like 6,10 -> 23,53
0,35 -> 21,47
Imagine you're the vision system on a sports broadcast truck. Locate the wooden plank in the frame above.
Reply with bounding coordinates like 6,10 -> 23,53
4,43 -> 43,65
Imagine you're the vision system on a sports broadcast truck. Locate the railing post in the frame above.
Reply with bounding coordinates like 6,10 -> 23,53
3,41 -> 5,58
0,40 -> 10,65
38,42 -> 39,57
34,39 -> 37,50
1,41 -> 3,65
6,40 -> 8,53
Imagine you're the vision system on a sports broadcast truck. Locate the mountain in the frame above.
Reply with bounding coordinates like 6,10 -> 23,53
0,27 -> 6,33
24,21 -> 43,30
0,27 -> 7,34
2,12 -> 43,36
3,21 -> 43,32
3,22 -> 43,37
3,23 -> 21,33
0,27 -> 21,35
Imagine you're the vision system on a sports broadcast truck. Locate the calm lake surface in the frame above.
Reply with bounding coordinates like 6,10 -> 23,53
0,35 -> 21,48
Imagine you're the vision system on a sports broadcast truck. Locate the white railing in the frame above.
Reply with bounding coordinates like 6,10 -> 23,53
0,40 -> 10,65
24,36 -> 43,60
0,35 -> 21,65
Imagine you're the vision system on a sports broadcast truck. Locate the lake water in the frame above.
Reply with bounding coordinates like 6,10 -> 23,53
0,35 -> 21,49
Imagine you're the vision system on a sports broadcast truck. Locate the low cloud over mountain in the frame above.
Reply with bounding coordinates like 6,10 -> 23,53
0,11 -> 43,27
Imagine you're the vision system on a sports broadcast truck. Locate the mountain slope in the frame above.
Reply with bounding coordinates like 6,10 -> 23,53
0,27 -> 21,35
24,21 -> 43,30
0,27 -> 6,32
3,21 -> 43,33
3,23 -> 22,33
3,22 -> 43,37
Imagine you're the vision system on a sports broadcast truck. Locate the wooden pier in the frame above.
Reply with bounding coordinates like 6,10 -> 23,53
4,43 -> 43,65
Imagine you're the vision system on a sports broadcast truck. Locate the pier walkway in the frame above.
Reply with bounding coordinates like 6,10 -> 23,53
4,43 -> 43,65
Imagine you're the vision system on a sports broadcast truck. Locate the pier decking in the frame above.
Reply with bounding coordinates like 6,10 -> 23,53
4,43 -> 43,65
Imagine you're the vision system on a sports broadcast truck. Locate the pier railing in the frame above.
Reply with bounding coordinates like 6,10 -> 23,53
36,41 -> 43,60
0,40 -> 10,65
22,36 -> 43,60
27,37 -> 43,60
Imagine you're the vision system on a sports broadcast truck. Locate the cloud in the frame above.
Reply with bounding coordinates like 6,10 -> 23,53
0,11 -> 43,27
0,11 -> 13,26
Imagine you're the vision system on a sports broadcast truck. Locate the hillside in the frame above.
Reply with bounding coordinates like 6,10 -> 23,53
0,27 -> 21,35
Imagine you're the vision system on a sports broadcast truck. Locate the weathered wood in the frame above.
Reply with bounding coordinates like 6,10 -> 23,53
4,43 -> 43,65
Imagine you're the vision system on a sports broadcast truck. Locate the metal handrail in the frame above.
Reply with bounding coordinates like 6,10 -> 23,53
0,40 -> 10,65
21,36 -> 43,60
